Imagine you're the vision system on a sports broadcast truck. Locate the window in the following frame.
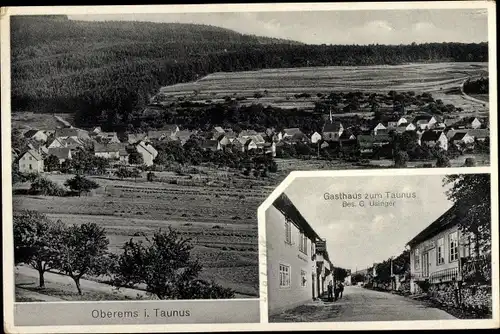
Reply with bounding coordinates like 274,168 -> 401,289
279,264 -> 291,288
299,231 -> 308,255
300,270 -> 307,287
284,218 -> 292,244
29,164 -> 32,170
414,248 -> 420,270
449,231 -> 459,262
437,237 -> 445,265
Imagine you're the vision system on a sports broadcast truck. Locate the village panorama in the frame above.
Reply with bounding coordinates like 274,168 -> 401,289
9,15 -> 491,303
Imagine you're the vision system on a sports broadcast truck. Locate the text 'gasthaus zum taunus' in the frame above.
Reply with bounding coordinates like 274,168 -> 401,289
323,191 -> 417,208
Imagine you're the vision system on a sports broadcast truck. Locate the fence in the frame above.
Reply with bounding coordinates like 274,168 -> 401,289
429,267 -> 459,284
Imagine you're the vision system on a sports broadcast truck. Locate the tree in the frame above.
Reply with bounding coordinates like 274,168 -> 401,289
45,155 -> 60,172
58,223 -> 110,295
115,167 -> 132,179
333,267 -> 349,283
64,175 -> 99,196
128,152 -> 144,165
444,174 -> 491,257
435,152 -> 451,167
13,211 -> 65,288
113,227 -> 234,299
394,151 -> 409,168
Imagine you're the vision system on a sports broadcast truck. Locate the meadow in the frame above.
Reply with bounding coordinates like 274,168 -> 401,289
13,170 -> 272,299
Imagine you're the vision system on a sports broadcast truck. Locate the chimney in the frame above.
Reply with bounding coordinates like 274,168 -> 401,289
329,106 -> 333,123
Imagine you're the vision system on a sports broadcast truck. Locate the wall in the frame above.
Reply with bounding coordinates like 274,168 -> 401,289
266,205 -> 315,315
19,154 -> 43,173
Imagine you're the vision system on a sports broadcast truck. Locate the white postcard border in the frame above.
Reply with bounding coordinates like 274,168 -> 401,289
2,1 -> 498,332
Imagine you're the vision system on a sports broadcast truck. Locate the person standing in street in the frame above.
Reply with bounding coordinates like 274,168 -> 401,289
327,281 -> 333,302
339,281 -> 345,299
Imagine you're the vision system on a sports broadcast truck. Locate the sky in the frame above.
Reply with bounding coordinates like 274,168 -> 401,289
283,174 -> 455,271
69,8 -> 488,45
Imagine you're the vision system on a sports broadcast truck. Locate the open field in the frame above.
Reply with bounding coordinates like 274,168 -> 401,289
11,112 -> 74,131
13,172 -> 268,298
158,62 -> 488,112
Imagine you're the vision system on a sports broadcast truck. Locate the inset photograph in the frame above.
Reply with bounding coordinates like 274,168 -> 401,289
264,172 -> 492,322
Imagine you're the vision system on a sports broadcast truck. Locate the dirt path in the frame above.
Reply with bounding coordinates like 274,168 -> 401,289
15,265 -> 154,300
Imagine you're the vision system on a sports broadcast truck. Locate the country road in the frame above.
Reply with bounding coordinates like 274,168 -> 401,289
270,285 -> 457,322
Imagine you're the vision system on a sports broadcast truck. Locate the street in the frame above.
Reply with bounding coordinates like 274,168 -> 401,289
270,285 -> 457,322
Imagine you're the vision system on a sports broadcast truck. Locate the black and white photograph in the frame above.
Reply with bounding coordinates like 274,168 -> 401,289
264,172 -> 493,322
1,1 -> 498,331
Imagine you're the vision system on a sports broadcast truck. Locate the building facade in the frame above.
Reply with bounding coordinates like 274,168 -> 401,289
266,193 -> 321,316
407,205 -> 472,294
18,149 -> 44,173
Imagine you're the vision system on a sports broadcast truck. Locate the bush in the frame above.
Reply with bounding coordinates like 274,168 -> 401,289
29,176 -> 66,196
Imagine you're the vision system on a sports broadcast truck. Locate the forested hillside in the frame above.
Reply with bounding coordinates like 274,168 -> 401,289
11,15 -> 488,128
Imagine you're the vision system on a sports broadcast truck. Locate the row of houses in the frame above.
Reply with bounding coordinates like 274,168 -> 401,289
266,193 -> 335,315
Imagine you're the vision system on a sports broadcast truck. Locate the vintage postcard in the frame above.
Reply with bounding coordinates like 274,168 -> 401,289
1,1 -> 498,333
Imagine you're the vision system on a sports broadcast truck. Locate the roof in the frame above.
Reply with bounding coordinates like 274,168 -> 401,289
136,141 -> 157,156
412,115 -> 434,123
467,129 -> 489,138
421,131 -> 444,142
323,121 -> 343,133
373,134 -> 391,142
20,149 -> 42,161
407,204 -> 460,247
94,143 -> 122,153
451,132 -> 468,141
273,193 -> 321,241
23,129 -> 41,138
55,127 -> 89,139
239,130 -> 258,138
47,147 -> 71,159
127,133 -> 147,144
201,140 -> 219,149
283,128 -> 302,136
174,130 -> 195,142
213,126 -> 225,133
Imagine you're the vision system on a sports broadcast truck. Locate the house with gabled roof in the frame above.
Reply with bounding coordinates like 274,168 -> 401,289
450,132 -> 475,147
373,122 -> 387,135
281,128 -> 303,140
412,115 -> 438,131
18,149 -> 44,173
47,147 -> 72,164
201,139 -> 222,152
94,143 -> 121,160
54,127 -> 90,141
134,140 -> 158,166
311,132 -> 322,144
46,137 -> 67,149
96,131 -> 120,144
27,140 -> 49,155
23,129 -> 48,143
419,131 -> 448,151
